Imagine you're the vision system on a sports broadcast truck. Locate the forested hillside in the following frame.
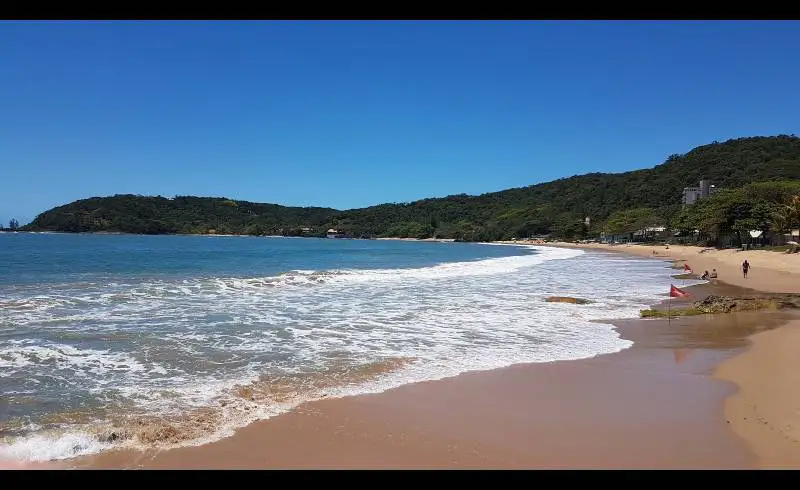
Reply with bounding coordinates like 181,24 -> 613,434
23,135 -> 800,241
25,195 -> 337,236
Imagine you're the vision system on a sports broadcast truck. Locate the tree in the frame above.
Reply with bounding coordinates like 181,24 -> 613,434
8,218 -> 19,230
785,195 -> 800,231
744,200 -> 780,237
604,208 -> 660,236
670,182 -> 800,247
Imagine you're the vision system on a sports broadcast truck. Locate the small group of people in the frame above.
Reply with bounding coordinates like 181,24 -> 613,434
699,260 -> 750,281
699,269 -> 718,280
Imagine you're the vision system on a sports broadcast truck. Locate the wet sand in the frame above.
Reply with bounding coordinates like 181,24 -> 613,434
714,319 -> 800,467
539,241 -> 800,468
62,280 -> 798,469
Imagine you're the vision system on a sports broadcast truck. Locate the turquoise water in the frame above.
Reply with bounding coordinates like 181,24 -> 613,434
0,233 -> 527,286
0,232 -> 693,462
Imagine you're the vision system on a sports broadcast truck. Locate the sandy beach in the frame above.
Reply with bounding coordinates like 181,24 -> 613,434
534,241 -> 798,294
12,241 -> 800,470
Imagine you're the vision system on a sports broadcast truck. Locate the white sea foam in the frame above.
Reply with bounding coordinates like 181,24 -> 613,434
0,431 -> 112,462
0,245 -> 700,462
0,341 -> 146,377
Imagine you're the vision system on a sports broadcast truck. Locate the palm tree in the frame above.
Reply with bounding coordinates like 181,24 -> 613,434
786,195 -> 800,229
773,195 -> 800,249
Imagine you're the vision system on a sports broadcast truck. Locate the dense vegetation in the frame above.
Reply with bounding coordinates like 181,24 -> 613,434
602,180 -> 800,246
22,135 -> 800,242
25,196 -> 337,236
671,181 -> 800,247
0,218 -> 20,232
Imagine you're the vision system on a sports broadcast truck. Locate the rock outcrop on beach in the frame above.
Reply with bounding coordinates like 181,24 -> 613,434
693,295 -> 800,314
545,296 -> 592,305
641,294 -> 800,318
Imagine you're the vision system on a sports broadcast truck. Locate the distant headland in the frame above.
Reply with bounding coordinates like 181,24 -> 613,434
17,135 -> 800,246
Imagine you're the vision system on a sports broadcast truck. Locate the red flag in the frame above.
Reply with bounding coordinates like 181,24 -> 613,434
683,263 -> 692,272
670,284 -> 691,298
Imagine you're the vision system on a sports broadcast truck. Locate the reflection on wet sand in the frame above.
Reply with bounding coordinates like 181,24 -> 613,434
673,348 -> 692,365
612,286 -> 800,381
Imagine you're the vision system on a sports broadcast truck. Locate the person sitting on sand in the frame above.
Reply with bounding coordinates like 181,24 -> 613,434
700,270 -> 709,280
709,269 -> 718,279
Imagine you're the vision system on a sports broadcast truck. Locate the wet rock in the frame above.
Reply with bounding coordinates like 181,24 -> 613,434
692,295 -> 800,314
99,430 -> 131,443
693,295 -> 738,313
545,296 -> 592,305
641,293 -> 800,318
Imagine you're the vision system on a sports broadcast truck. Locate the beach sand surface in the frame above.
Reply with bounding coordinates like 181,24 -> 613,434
714,319 -> 800,468
533,242 -> 798,293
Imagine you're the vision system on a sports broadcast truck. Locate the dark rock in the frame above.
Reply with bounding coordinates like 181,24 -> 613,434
545,296 -> 592,305
694,295 -> 738,313
692,294 -> 800,314
99,430 -> 130,443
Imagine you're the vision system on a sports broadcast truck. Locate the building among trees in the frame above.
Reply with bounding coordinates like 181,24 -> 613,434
682,179 -> 719,205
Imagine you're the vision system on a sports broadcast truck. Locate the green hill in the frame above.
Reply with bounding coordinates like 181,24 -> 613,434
24,195 -> 338,236
334,135 -> 800,240
22,135 -> 800,240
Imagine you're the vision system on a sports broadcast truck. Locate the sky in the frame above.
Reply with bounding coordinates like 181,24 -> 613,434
2,20 -> 800,225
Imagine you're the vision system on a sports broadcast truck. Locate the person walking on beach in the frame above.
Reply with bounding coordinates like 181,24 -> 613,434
742,260 -> 750,279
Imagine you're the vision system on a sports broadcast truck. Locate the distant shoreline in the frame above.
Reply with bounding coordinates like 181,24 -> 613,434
374,237 -> 456,243
4,230 -> 462,242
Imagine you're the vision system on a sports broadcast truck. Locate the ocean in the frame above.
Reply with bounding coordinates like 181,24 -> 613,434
0,233 -> 694,462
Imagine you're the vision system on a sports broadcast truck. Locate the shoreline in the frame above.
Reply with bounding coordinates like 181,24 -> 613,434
3,231 -> 463,243
8,242 -> 800,469
64,292 -> 793,469
522,240 -> 799,293
60,248 -> 796,469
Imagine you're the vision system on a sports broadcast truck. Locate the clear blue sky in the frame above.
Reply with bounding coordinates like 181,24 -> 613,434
2,20 -> 799,225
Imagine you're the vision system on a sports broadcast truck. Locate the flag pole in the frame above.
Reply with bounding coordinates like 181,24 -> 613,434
667,287 -> 672,325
